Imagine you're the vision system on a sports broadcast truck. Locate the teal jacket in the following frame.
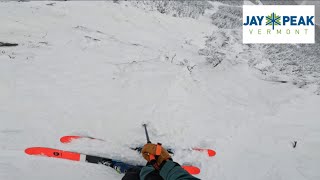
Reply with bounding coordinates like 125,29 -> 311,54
140,160 -> 200,180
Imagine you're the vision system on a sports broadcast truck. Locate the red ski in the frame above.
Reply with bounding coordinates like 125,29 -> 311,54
60,135 -> 216,157
60,135 -> 104,143
25,147 -> 81,161
25,147 -> 200,175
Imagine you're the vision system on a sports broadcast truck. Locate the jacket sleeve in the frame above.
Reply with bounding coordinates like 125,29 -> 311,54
140,160 -> 200,180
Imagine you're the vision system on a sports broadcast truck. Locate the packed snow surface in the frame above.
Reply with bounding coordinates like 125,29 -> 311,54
0,1 -> 319,180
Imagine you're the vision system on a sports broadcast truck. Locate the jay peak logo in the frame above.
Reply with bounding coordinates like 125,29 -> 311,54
244,13 -> 314,30
243,5 -> 315,44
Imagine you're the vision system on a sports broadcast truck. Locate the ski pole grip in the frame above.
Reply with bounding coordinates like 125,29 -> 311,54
143,124 -> 151,143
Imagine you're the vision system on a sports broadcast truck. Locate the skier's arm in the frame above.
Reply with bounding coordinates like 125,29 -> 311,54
140,165 -> 162,180
140,160 -> 200,180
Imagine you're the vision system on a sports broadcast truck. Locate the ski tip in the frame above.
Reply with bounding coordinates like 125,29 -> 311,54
25,147 -> 56,156
25,147 -> 58,155
207,149 -> 216,157
60,136 -> 82,143
25,147 -> 38,155
182,165 -> 200,175
25,147 -> 81,161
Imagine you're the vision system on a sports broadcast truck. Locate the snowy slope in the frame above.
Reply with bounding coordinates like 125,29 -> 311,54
1,1 -> 320,180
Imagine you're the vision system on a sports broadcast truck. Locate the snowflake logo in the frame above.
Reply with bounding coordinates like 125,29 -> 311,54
266,12 -> 281,30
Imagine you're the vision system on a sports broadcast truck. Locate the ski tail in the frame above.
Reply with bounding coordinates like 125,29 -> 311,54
182,165 -> 200,175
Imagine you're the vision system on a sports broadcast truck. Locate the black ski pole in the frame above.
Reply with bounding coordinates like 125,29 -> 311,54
143,124 -> 151,143
142,124 -> 162,170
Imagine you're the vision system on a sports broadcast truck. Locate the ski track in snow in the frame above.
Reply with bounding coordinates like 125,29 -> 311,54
0,1 -> 320,180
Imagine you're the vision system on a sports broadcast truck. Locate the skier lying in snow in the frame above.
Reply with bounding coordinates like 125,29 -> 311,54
122,143 -> 200,180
